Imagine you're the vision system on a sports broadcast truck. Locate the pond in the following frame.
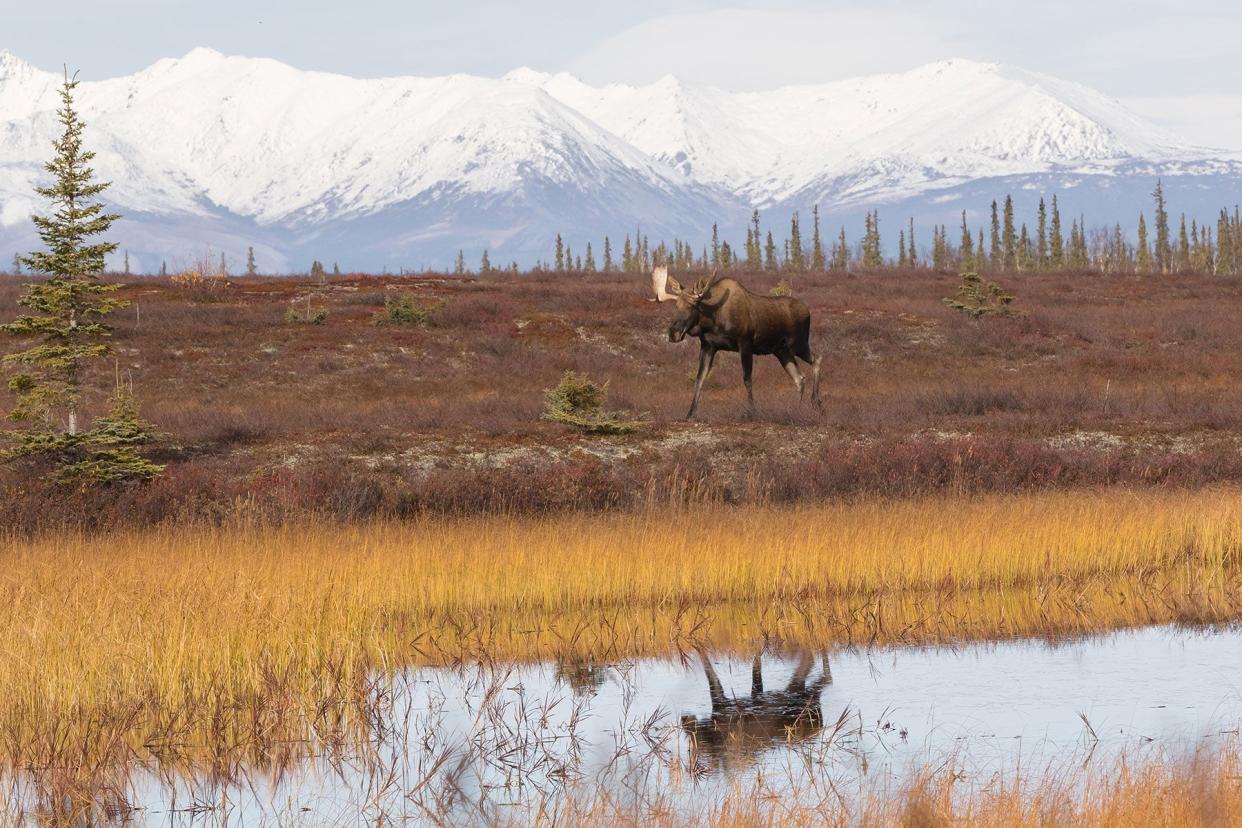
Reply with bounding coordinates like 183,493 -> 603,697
58,623 -> 1242,824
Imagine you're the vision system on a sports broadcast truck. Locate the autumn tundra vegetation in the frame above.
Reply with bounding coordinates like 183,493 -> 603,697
6,72 -> 1242,825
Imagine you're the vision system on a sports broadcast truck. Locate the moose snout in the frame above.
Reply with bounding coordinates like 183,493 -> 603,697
668,327 -> 686,343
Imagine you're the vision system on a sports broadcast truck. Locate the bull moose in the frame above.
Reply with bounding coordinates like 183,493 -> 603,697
651,266 -> 822,418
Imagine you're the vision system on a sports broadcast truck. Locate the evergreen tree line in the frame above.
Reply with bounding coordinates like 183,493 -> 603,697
535,181 -> 1242,277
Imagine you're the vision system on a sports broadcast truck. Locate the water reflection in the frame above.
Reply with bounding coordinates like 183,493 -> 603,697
682,648 -> 833,773
8,623 -> 1242,825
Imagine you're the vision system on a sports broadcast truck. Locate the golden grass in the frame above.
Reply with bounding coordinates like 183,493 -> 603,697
3,485 -> 1242,818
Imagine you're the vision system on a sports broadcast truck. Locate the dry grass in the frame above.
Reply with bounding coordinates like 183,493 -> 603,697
1,486 -> 1241,791
563,745 -> 1242,826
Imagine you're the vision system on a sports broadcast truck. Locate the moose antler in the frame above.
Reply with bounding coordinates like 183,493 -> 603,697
650,266 -> 681,302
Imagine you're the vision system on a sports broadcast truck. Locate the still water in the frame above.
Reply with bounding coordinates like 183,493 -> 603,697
113,623 -> 1242,824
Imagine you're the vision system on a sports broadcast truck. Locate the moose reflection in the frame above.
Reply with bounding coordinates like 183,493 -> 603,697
681,648 -> 833,770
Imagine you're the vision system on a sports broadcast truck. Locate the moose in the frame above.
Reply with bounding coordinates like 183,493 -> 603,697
681,648 -> 833,772
651,266 -> 822,418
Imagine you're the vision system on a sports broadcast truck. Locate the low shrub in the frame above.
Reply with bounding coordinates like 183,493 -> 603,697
542,371 -> 644,435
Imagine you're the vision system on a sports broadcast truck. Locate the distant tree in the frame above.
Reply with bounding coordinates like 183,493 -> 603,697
453,250 -> 466,276
1002,195 -> 1016,271
959,210 -> 974,273
748,210 -> 763,269
332,262 -> 340,277
1049,195 -> 1064,271
602,236 -> 613,272
564,243 -> 573,272
931,225 -> 948,271
159,260 -> 167,278
622,236 -> 633,272
10,254 -> 21,275
218,252 -> 228,277
898,229 -> 908,268
310,260 -> 326,280
989,200 -> 1001,269
1218,209 -> 1234,275
908,217 -> 917,267
711,223 -> 721,268
788,212 -> 804,270
832,227 -> 849,270
1176,213 -> 1190,272
719,240 -> 733,269
862,211 -> 882,269
246,245 -> 257,276
811,205 -> 825,271
1136,213 -> 1152,273
764,230 -> 778,271
480,249 -> 491,273
1153,179 -> 1171,273
1017,223 -> 1033,271
555,234 -> 565,272
575,255 -> 582,271
123,249 -> 130,275
1036,197 -> 1048,271
584,242 -> 596,273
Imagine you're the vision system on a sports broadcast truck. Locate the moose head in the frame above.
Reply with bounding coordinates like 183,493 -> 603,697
651,266 -> 731,343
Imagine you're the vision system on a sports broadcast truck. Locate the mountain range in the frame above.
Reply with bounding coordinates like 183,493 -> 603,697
1,48 -> 1239,272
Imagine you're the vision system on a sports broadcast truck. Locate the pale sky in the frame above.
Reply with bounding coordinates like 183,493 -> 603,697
5,0 -> 1241,146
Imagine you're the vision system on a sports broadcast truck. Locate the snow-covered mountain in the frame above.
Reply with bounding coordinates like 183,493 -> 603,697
1,48 -> 1238,271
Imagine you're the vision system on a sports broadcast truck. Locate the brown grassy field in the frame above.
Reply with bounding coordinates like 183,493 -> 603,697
4,265 -> 1242,529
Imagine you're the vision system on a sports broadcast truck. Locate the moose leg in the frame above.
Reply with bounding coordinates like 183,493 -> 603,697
740,344 -> 755,414
777,349 -> 805,400
698,650 -> 727,711
687,346 -> 716,419
796,345 -> 823,408
787,651 -> 814,693
751,654 -> 764,697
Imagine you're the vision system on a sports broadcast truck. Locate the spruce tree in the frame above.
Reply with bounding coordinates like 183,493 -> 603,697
1036,198 -> 1048,271
764,230 -> 777,271
959,211 -> 974,273
555,234 -> 565,272
480,249 -> 491,273
453,251 -> 465,276
1002,195 -> 1016,271
584,242 -> 596,273
989,200 -> 1001,270
123,250 -> 130,275
2,71 -> 162,483
898,230 -> 908,268
788,212 -> 804,270
1049,196 -> 1064,271
603,236 -> 613,272
1176,214 -> 1190,272
832,227 -> 849,270
811,205 -> 825,271
159,260 -> 167,278
1136,214 -> 1152,273
1218,210 -> 1234,275
246,245 -> 257,276
1152,179 -> 1171,273
908,217 -> 917,267
10,254 -> 21,275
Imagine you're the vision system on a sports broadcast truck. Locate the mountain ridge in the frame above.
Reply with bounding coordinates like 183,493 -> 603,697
0,49 -> 1238,271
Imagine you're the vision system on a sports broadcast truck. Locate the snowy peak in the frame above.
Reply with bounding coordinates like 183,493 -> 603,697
0,49 -> 1237,270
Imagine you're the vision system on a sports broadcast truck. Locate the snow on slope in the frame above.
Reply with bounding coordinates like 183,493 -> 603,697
0,49 -> 1238,269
